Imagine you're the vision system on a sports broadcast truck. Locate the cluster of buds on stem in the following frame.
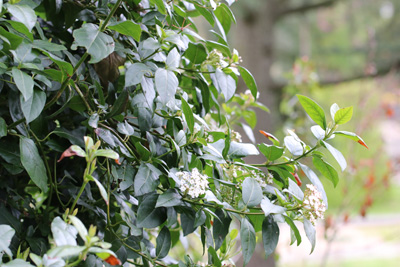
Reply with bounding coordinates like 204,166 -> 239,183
303,184 -> 326,225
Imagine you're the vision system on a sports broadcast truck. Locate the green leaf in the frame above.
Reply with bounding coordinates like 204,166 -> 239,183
181,97 -> 194,133
194,5 -> 215,26
303,218 -> 316,253
117,121 -> 135,136
210,68 -> 236,101
155,68 -> 178,105
206,41 -> 231,57
184,43 -> 207,64
94,149 -> 119,160
240,217 -> 256,266
0,224 -> 15,257
33,40 -> 67,52
125,63 -> 152,86
20,136 -> 48,192
312,156 -> 339,187
258,143 -> 284,161
242,177 -> 263,207
136,193 -> 166,228
334,106 -> 353,125
228,141 -> 259,158
213,209 -> 231,250
297,94 -> 327,129
68,215 -> 88,241
284,215 -> 301,246
334,130 -> 368,149
104,88 -> 129,119
47,245 -> 85,259
262,216 -> 279,259
72,23 -> 114,64
2,259 -> 35,267
108,20 -> 142,41
7,4 -> 37,32
134,163 -> 160,196
0,117 -> 7,138
166,48 -> 180,71
207,246 -> 221,267
51,217 -> 78,247
20,89 -> 46,123
12,67 -> 34,101
260,197 -> 286,216
238,66 -> 257,99
284,136 -> 303,156
156,227 -> 171,259
155,189 -> 183,208
322,141 -> 347,172
89,176 -> 108,206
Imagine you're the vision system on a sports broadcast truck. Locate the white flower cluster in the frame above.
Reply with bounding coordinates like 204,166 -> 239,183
230,130 -> 242,142
303,184 -> 326,225
176,168 -> 209,198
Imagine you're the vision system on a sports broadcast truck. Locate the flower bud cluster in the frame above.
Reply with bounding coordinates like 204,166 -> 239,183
176,168 -> 209,198
203,49 -> 228,69
303,184 -> 326,225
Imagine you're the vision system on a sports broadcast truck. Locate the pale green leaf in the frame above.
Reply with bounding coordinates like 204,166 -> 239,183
181,97 -> 194,133
238,66 -> 257,99
242,177 -> 263,207
72,23 -> 114,64
303,217 -> 316,253
12,67 -> 33,101
297,94 -> 327,129
334,130 -> 368,149
0,224 -> 15,257
108,20 -> 142,41
155,68 -> 178,105
322,141 -> 347,171
20,89 -> 46,123
0,117 -> 7,138
334,106 -> 353,125
7,4 -> 37,32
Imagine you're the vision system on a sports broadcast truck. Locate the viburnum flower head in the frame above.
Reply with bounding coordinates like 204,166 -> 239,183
176,168 -> 209,198
303,184 -> 326,225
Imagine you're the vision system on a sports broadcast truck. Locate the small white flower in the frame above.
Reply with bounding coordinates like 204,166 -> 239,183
177,168 -> 209,198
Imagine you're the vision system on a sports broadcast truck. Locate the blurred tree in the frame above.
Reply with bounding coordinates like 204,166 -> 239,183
231,0 -> 400,136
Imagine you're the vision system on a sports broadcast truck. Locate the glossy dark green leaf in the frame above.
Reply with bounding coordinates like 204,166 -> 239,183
20,136 -> 48,192
12,67 -> 34,101
20,89 -> 46,123
181,97 -> 194,133
213,209 -> 231,250
312,156 -> 339,187
0,117 -> 7,138
104,89 -> 129,119
134,163 -> 160,196
108,21 -> 142,41
184,43 -> 207,64
258,143 -> 284,161
297,94 -> 326,130
72,23 -> 114,63
136,193 -> 166,228
240,217 -> 256,266
156,226 -> 171,259
262,216 -> 279,259
155,189 -> 183,208
242,177 -> 263,207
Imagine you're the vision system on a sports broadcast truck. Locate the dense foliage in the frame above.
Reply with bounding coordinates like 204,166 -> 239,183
0,0 -> 367,266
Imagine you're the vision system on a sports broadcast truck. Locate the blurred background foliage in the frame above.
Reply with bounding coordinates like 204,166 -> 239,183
195,0 -> 400,266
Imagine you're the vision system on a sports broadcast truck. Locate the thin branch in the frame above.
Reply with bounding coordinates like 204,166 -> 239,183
278,0 -> 338,18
